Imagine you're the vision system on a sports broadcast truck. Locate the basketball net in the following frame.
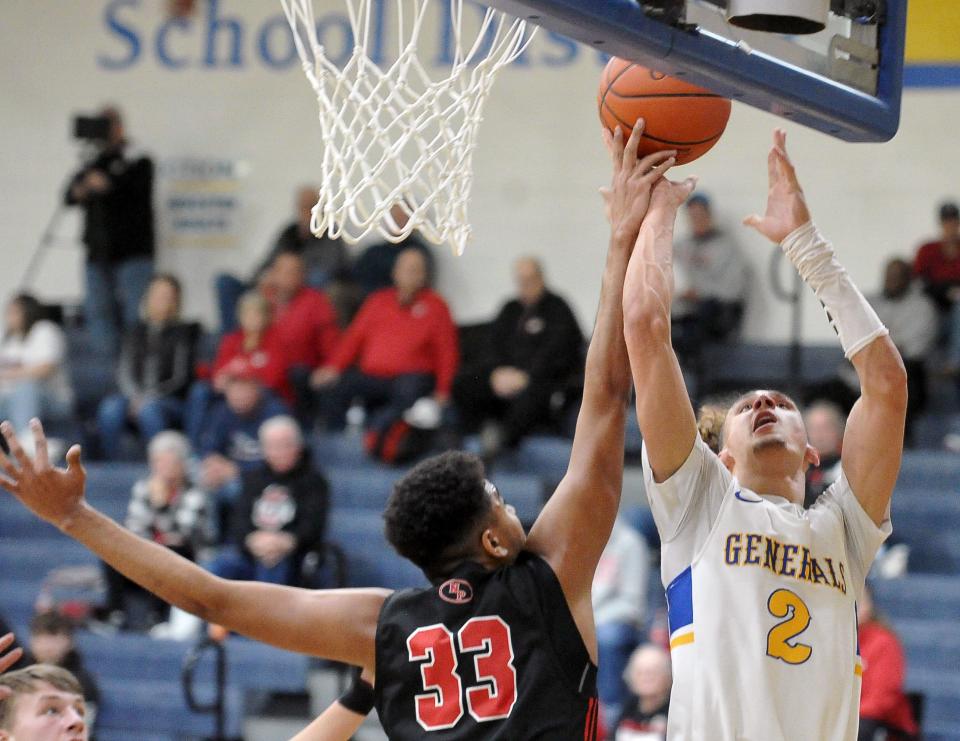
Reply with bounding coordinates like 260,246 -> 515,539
281,0 -> 534,254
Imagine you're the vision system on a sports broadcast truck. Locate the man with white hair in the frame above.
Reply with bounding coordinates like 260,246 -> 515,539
103,430 -> 209,629
612,644 -> 672,740
205,416 -> 329,586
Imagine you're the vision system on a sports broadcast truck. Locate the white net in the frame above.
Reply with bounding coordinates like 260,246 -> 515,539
281,0 -> 533,254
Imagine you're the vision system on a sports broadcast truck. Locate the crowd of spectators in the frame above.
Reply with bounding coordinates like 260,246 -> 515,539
4,163 -> 946,736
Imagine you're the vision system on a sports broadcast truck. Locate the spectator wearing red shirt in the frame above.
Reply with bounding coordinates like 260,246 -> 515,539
313,248 -> 458,437
914,201 -> 960,312
858,583 -> 919,741
185,291 -> 292,446
262,250 -> 340,420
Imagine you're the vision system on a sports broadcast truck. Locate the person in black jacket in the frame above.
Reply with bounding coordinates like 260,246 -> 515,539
205,415 -> 328,585
453,256 -> 583,455
65,106 -> 154,356
95,274 -> 197,459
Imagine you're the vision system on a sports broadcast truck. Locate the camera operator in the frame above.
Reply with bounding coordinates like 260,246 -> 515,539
65,106 -> 155,356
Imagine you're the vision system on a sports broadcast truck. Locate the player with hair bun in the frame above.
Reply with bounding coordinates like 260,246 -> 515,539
623,129 -> 907,740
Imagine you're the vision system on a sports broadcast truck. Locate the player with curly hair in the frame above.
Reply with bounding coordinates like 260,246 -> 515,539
0,122 -> 683,740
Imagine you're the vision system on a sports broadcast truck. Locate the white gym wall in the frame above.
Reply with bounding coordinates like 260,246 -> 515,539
0,0 -> 956,344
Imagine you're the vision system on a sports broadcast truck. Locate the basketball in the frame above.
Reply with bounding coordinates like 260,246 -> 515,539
598,58 -> 732,165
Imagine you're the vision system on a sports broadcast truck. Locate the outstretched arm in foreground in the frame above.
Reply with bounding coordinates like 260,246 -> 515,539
526,121 -> 677,660
622,174 -> 699,484
744,130 -> 906,525
0,422 -> 386,670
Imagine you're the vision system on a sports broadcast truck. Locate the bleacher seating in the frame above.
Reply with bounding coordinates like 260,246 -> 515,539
2,409 -> 959,737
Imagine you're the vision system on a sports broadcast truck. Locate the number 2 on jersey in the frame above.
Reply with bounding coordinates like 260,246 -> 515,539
766,588 -> 813,664
407,616 -> 518,731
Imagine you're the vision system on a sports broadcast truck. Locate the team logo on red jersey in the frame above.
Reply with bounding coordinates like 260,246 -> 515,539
438,578 -> 473,604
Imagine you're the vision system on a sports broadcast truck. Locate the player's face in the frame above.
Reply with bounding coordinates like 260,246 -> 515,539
3,684 -> 87,741
722,390 -> 813,472
486,484 -> 526,560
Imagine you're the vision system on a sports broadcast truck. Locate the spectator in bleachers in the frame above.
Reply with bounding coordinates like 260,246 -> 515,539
453,257 -> 583,457
312,248 -> 458,453
184,291 -> 291,446
870,258 -> 938,441
592,517 -> 650,728
671,193 -> 749,356
352,204 -> 436,297
803,401 -> 844,508
206,416 -> 328,586
804,258 -> 938,448
260,250 -> 340,421
914,201 -> 960,313
215,185 -> 353,333
0,295 -> 72,455
96,274 -> 197,459
102,431 -> 210,630
197,362 -> 287,528
857,583 -> 919,741
65,105 -> 154,358
24,612 -> 99,726
0,663 -> 88,740
609,643 -> 671,741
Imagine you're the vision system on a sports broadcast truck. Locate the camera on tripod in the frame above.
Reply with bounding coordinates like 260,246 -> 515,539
73,114 -> 112,142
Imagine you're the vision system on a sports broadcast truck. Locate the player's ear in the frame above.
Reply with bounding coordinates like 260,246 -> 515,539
717,447 -> 735,473
480,527 -> 509,560
803,444 -> 821,470
0,729 -> 12,740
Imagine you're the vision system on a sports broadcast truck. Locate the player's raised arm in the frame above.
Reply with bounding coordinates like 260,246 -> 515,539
526,121 -> 676,642
0,421 -> 386,669
622,172 -> 699,484
743,129 -> 907,525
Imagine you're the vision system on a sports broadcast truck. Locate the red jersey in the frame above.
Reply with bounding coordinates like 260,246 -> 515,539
212,327 -> 293,404
271,287 -> 340,369
858,620 -> 918,735
330,288 -> 459,396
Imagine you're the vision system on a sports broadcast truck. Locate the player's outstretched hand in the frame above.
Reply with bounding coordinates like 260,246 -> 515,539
601,120 -> 677,241
743,128 -> 812,243
0,419 -> 88,531
647,173 -> 698,219
0,632 -> 23,698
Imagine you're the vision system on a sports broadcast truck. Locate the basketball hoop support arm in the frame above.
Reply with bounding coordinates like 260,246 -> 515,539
483,0 -> 906,142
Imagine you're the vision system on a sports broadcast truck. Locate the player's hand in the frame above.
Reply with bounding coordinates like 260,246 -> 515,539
646,174 -> 698,221
743,129 -> 812,243
0,420 -> 88,531
601,120 -> 677,242
0,632 -> 24,688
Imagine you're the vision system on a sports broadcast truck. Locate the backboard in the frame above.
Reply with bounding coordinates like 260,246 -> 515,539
483,0 -> 907,142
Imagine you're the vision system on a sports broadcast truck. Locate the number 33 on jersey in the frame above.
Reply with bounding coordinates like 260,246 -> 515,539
374,554 -> 600,739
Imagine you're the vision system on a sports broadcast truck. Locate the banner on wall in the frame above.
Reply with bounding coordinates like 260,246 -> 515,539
905,0 -> 960,87
158,157 -> 249,249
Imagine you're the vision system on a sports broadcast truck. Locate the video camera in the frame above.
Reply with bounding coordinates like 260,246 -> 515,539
72,114 -> 112,142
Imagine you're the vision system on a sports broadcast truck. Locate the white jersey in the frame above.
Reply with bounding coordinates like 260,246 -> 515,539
642,436 -> 891,741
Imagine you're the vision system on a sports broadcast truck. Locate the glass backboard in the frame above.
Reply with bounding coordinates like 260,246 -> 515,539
483,0 -> 907,141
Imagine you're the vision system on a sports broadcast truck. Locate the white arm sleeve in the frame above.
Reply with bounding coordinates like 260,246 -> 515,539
642,436 -> 734,580
816,471 -> 892,596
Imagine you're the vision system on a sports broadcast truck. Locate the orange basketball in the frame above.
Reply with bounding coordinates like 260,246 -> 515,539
598,58 -> 731,165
